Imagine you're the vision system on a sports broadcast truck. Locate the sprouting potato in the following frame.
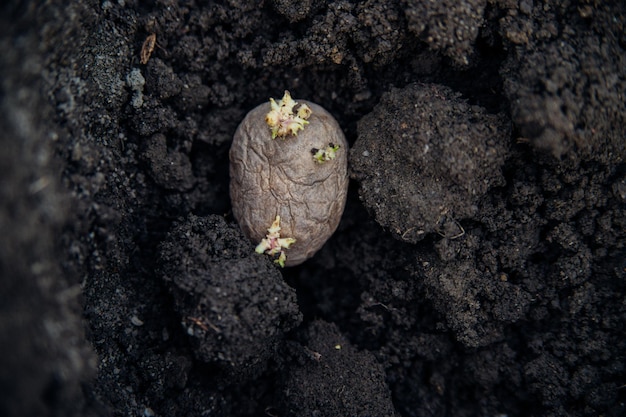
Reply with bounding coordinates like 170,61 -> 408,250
229,91 -> 349,267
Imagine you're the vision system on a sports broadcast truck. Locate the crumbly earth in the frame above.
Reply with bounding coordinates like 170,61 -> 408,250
1,1 -> 625,417
158,214 -> 302,379
276,320 -> 397,417
351,83 -> 510,244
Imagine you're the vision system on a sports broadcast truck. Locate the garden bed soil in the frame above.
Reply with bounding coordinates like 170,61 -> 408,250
1,1 -> 625,416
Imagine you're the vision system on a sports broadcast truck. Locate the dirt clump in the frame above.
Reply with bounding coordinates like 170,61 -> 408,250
351,83 -> 510,244
158,214 -> 302,378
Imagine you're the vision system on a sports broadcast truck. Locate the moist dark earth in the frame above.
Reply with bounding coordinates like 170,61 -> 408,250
1,1 -> 625,416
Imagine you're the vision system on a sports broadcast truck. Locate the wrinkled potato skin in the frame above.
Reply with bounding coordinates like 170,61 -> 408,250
230,100 -> 348,266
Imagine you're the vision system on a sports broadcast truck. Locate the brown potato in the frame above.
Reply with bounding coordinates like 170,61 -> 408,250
229,94 -> 348,266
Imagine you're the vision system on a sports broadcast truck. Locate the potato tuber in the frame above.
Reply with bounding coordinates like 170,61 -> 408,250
229,91 -> 348,266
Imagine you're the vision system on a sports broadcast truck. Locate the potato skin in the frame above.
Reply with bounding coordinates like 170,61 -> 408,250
230,99 -> 348,266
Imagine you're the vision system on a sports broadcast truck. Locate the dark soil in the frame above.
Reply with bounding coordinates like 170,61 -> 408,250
1,1 -> 625,417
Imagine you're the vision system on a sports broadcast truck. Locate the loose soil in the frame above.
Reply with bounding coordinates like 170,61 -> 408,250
1,1 -> 625,417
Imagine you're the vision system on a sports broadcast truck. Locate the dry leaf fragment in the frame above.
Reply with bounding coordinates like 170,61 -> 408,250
140,33 -> 156,65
